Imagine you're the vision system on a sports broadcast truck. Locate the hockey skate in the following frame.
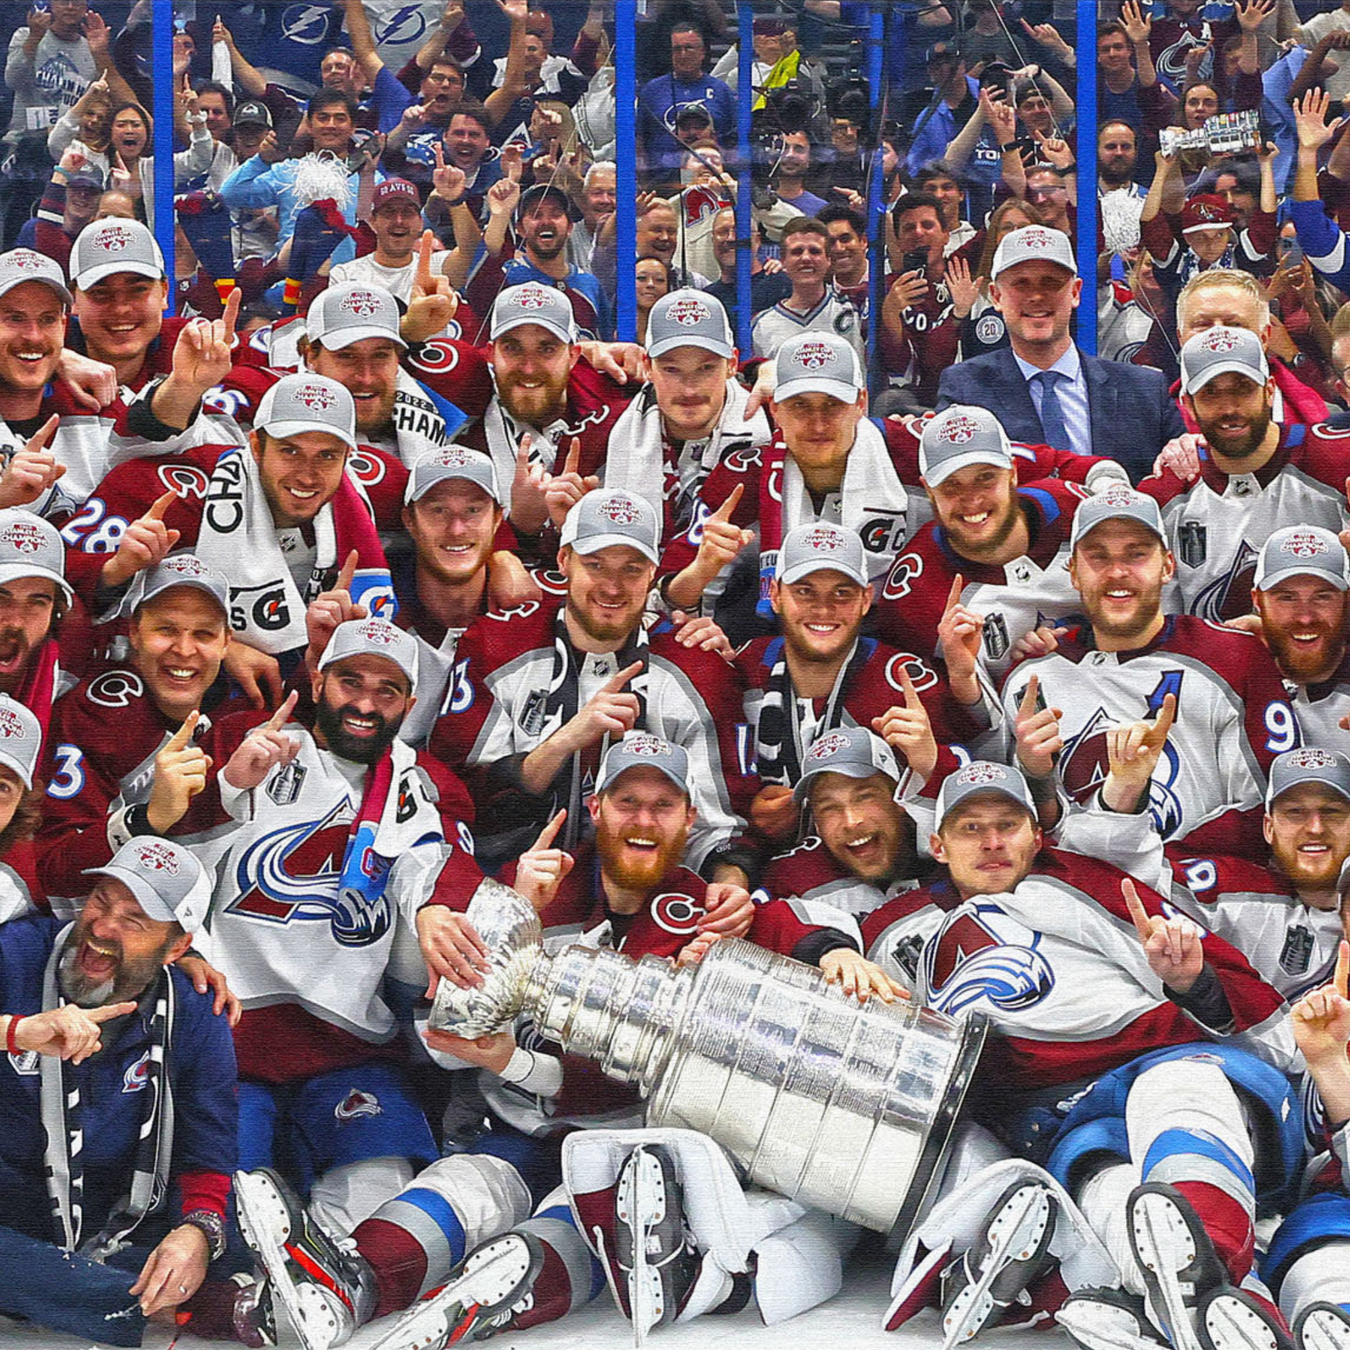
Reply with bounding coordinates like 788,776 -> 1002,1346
613,1143 -> 700,1343
362,1230 -> 544,1349
1127,1182 -> 1290,1350
233,1167 -> 376,1350
1295,1302 -> 1350,1350
1057,1286 -> 1168,1349
938,1178 -> 1058,1348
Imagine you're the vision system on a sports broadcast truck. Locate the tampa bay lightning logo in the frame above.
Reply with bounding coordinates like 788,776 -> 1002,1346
374,4 -> 429,45
1192,539 -> 1259,623
228,802 -> 392,947
923,904 -> 1055,1018
281,4 -> 335,44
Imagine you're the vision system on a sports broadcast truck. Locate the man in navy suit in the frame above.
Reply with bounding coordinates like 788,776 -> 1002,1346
936,225 -> 1184,483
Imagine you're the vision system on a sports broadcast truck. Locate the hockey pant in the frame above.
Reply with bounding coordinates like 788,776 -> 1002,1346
1263,1192 -> 1350,1325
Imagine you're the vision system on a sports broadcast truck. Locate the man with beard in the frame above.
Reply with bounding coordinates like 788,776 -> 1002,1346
431,488 -> 753,878
705,206 -> 790,336
738,521 -> 990,846
1002,486 -> 1295,859
466,180 -> 611,342
0,837 -> 262,1347
233,731 -> 889,1350
37,556 -> 234,905
1140,326 -> 1350,622
151,616 -> 484,1238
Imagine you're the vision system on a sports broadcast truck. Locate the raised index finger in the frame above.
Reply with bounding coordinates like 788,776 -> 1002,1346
1146,691 -> 1177,748
336,549 -> 358,595
604,659 -> 645,693
88,1000 -> 140,1023
265,689 -> 299,732
145,488 -> 177,521
1337,938 -> 1349,1000
164,708 -> 200,751
943,573 -> 965,615
415,229 -> 435,290
220,285 -> 242,345
899,665 -> 923,711
24,414 -> 59,456
710,482 -> 744,523
1018,673 -> 1040,719
532,808 -> 567,850
1121,877 -> 1154,943
563,437 -> 580,477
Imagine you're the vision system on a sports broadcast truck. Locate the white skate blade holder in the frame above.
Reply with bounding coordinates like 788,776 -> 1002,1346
617,1146 -> 672,1349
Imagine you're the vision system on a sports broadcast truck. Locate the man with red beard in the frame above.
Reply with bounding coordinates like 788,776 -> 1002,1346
1140,326 -> 1350,622
1002,486 -> 1295,859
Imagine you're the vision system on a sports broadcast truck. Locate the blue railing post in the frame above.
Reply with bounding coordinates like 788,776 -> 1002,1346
735,2 -> 754,357
866,3 -> 886,381
614,0 -> 637,342
152,0 -> 176,313
1075,0 -> 1097,354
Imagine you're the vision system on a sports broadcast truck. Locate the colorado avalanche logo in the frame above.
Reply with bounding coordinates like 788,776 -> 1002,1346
668,297 -> 709,326
923,906 -> 1055,1018
0,707 -> 25,741
599,494 -> 643,526
1286,748 -> 1339,770
1200,330 -> 1240,354
807,731 -> 853,762
936,413 -> 981,445
1060,708 -> 1184,837
511,286 -> 550,310
121,1052 -> 151,1094
297,383 -> 337,412
340,290 -> 382,318
134,841 -> 180,875
793,341 -> 835,372
652,892 -> 704,936
1280,531 -> 1329,559
96,224 -> 136,253
0,521 -> 45,555
1193,539 -> 1260,623
625,733 -> 670,758
335,1089 -> 383,1121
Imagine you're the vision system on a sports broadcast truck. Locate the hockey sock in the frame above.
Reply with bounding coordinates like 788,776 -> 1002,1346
1167,1179 -> 1255,1285
507,1205 -> 605,1330
1276,1242 -> 1350,1325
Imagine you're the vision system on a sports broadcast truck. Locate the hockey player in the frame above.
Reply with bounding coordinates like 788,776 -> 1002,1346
1003,485 -> 1296,857
154,616 -> 484,1236
1140,325 -> 1350,623
868,756 -> 1301,1350
604,288 -> 772,542
737,520 -> 989,845
37,555 -> 234,907
430,487 -> 753,877
233,731 -> 893,1350
873,404 -> 1133,681
67,373 -> 394,677
0,838 -> 265,1347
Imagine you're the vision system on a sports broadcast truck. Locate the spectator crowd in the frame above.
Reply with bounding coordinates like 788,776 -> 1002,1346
4,4 -> 1350,1350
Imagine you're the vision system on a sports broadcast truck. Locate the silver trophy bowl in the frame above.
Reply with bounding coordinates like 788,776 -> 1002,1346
430,880 -> 985,1237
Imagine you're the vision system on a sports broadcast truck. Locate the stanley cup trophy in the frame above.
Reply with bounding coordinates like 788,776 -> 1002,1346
430,879 -> 987,1239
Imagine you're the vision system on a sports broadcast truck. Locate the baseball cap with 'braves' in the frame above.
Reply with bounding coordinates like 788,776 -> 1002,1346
776,522 -> 868,587
489,282 -> 575,343
0,694 -> 42,789
920,405 -> 1014,487
0,248 -> 72,306
319,617 -> 420,693
371,178 -> 421,213
560,489 -> 661,564
595,731 -> 691,796
0,508 -> 72,605
306,282 -> 407,352
256,373 -> 357,451
935,760 -> 1038,831
1254,525 -> 1350,593
1179,325 -> 1269,395
1266,747 -> 1350,811
1068,485 -> 1167,552
645,290 -> 734,359
84,837 -> 211,934
773,331 -> 864,404
70,218 -> 166,291
405,444 -> 501,506
793,727 -> 901,804
990,225 -> 1076,281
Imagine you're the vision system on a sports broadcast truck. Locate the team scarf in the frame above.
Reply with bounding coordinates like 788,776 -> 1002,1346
604,379 -> 770,536
754,419 -> 908,618
16,636 -> 60,743
539,609 -> 649,851
40,925 -> 175,1258
755,636 -> 873,787
193,445 -> 395,655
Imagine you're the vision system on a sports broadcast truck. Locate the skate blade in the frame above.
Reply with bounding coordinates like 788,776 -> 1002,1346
1131,1192 -> 1203,1350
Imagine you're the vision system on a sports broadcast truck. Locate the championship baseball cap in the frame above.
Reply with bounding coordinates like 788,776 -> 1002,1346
133,554 -> 230,618
1254,525 -> 1350,592
318,616 -> 420,692
595,730 -> 690,795
1068,485 -> 1167,551
773,331 -> 865,404
645,289 -> 734,359
371,178 -> 421,213
1179,325 -> 1268,395
0,248 -> 72,306
256,372 -> 357,451
793,727 -> 901,803
404,444 -> 501,506
920,405 -> 1014,487
1265,747 -> 1350,810
935,759 -> 1037,831
84,837 -> 211,933
1181,194 -> 1238,234
70,218 -> 166,290
559,488 -> 660,564
305,281 -> 407,352
0,508 -> 72,605
776,522 -> 868,586
233,99 -> 273,129
489,282 -> 575,343
0,694 -> 42,789
990,224 -> 1076,281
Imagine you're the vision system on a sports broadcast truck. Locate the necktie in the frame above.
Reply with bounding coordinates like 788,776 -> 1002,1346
1034,369 -> 1071,453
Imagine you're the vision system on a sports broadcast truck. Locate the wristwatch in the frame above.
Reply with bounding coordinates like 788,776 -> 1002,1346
179,1208 -> 226,1262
